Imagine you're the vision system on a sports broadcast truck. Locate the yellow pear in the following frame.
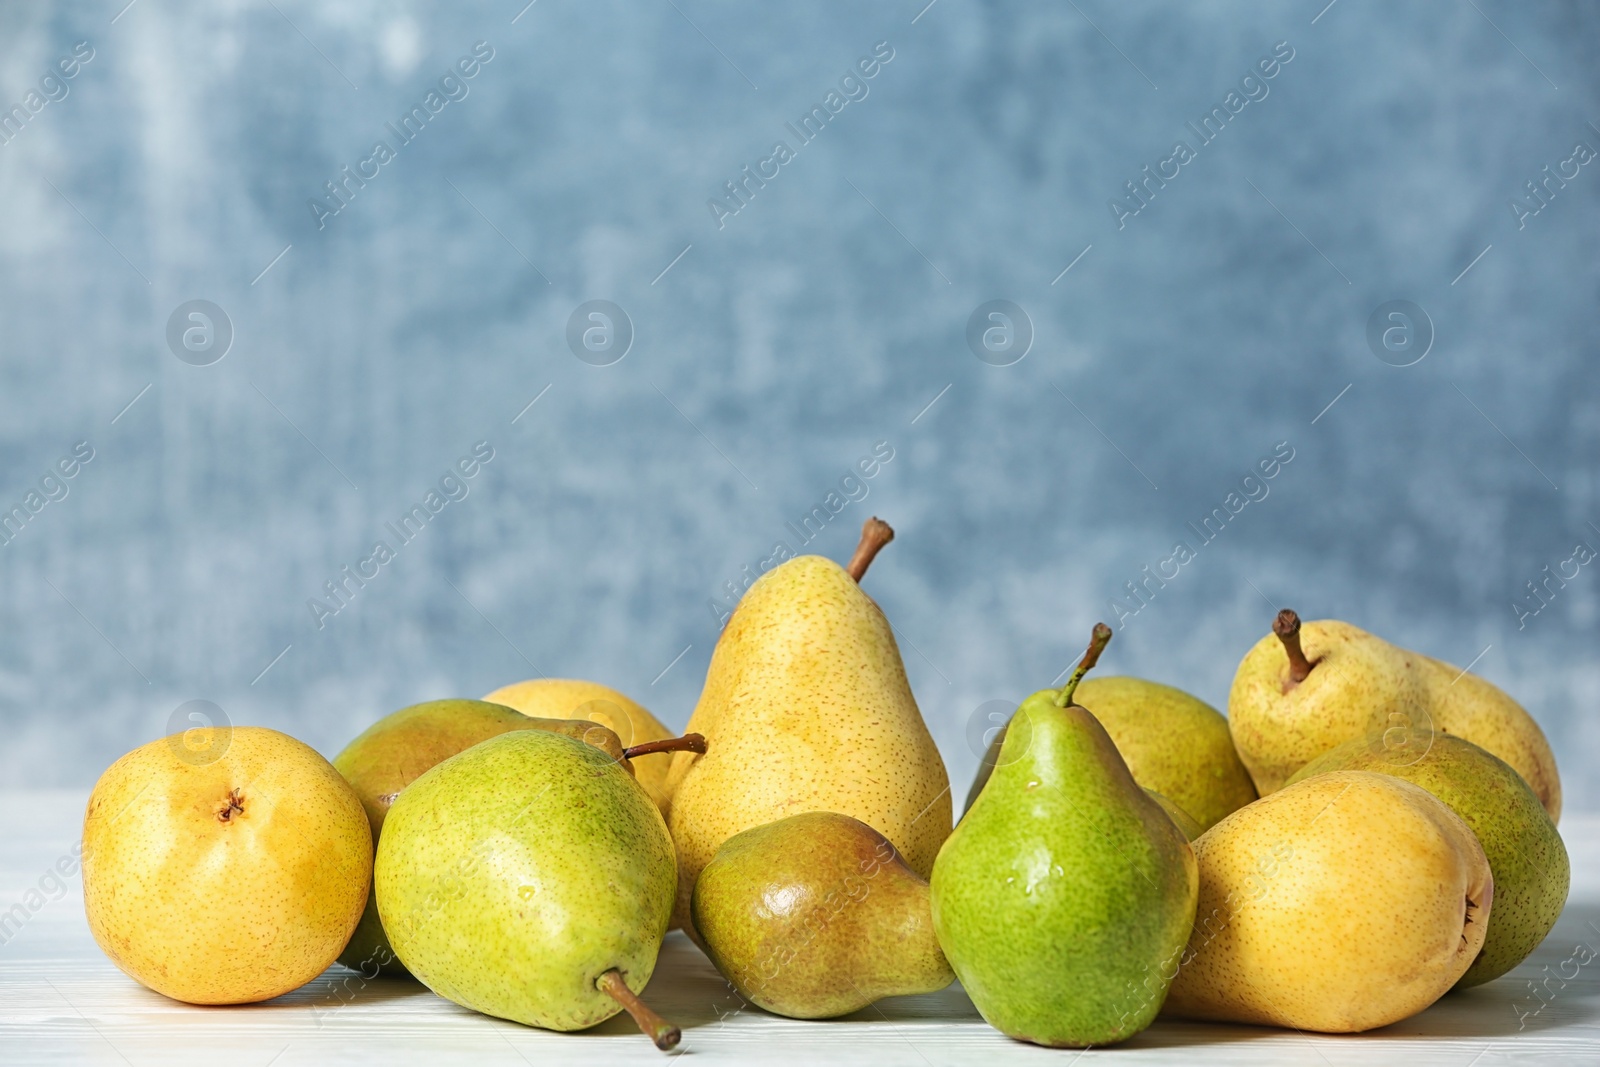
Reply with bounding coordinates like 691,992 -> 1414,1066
1163,770 -> 1492,1033
1228,610 -> 1560,821
664,518 -> 951,932
1074,676 -> 1257,832
484,678 -> 676,812
1412,655 -> 1561,821
83,726 -> 371,1004
1228,610 -> 1425,795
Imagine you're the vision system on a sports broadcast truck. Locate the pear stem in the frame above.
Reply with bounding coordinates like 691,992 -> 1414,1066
597,968 -> 680,1051
1274,608 -> 1314,683
845,517 -> 894,582
1054,623 -> 1113,708
622,733 -> 707,760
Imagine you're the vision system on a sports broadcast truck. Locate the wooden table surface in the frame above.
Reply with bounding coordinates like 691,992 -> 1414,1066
3,790 -> 1595,1065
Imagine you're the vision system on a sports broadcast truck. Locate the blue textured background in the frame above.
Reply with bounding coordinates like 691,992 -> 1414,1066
1,1 -> 1595,809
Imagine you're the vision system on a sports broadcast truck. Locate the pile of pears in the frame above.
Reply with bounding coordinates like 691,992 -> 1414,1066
81,518 -> 1568,1051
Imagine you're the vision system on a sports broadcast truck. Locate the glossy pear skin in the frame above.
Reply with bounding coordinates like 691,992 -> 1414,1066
1145,789 -> 1204,841
84,727 -> 371,1004
484,678 -> 676,812
1289,734 -> 1568,988
1164,771 -> 1493,1032
693,813 -> 953,1018
374,730 -> 675,1031
1228,619 -> 1425,796
932,690 -> 1198,1048
968,677 -> 1256,831
665,555 -> 951,932
332,698 -> 627,976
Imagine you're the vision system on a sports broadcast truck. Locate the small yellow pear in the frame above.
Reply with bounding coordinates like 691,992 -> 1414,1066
664,518 -> 951,932
1228,611 -> 1425,795
1163,770 -> 1492,1033
484,678 -> 676,812
83,727 -> 371,1004
1228,610 -> 1559,821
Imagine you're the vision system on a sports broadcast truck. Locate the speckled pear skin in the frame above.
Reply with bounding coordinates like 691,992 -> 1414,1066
1228,618 -> 1561,821
1228,619 -> 1425,796
692,812 -> 953,1019
1163,771 -> 1493,1032
664,555 -> 951,933
332,698 -> 628,976
1412,655 -> 1561,822
83,727 -> 371,1005
374,730 -> 675,1031
931,690 -> 1199,1048
483,679 -> 676,813
1288,734 -> 1568,988
970,677 -> 1256,831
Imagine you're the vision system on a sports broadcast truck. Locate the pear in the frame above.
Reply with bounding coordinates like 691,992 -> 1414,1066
665,518 -> 951,933
83,727 -> 370,1004
1163,770 -> 1493,1032
966,676 -> 1256,832
692,812 -> 953,1018
1414,655 -> 1562,821
931,625 -> 1199,1047
1228,609 -> 1560,820
375,730 -> 681,1048
1288,733 -> 1569,988
1145,789 -> 1204,841
1228,610 -> 1426,796
333,698 -> 702,976
484,678 -> 678,812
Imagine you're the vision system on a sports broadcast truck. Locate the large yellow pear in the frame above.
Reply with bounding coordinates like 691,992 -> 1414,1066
1163,770 -> 1492,1033
484,678 -> 675,811
664,519 -> 951,932
83,726 -> 371,1004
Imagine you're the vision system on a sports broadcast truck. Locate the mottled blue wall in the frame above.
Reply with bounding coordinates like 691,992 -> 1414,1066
1,1 -> 1596,808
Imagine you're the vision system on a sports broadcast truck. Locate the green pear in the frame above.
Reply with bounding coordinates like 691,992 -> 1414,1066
1288,732 -> 1568,988
333,699 -> 701,977
375,730 -> 681,1048
932,625 -> 1198,1047
692,812 -> 953,1018
966,677 -> 1256,832
1163,771 -> 1492,1032
666,518 -> 951,934
1229,609 -> 1560,820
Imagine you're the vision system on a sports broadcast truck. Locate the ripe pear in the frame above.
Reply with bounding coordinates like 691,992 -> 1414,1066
932,625 -> 1199,1047
1228,610 -> 1425,796
83,727 -> 370,1004
333,698 -> 701,977
665,518 -> 951,933
1288,733 -> 1568,988
693,812 -> 953,1018
484,678 -> 678,812
966,676 -> 1256,832
1163,770 -> 1492,1032
375,730 -> 681,1048
1228,609 -> 1560,820
1414,655 -> 1562,820
1145,789 -> 1204,841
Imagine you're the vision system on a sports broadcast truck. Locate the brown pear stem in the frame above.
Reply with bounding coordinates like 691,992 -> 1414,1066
597,968 -> 680,1051
623,733 -> 707,760
1054,623 -> 1113,708
845,517 -> 894,582
1274,608 -> 1314,683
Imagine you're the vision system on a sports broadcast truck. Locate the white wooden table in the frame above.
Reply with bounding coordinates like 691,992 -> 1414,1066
3,790 -> 1596,1065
